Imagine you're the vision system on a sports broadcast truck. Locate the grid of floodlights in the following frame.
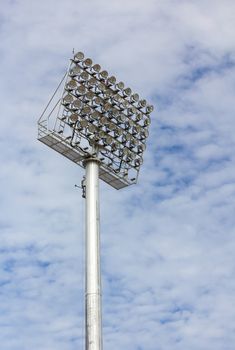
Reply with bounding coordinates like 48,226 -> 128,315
61,51 -> 154,184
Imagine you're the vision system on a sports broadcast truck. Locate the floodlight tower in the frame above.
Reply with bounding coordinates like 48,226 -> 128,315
37,51 -> 154,350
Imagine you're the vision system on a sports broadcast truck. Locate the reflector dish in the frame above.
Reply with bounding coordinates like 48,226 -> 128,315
137,144 -> 146,153
134,158 -> 143,167
76,85 -> 86,95
107,122 -> 115,131
92,111 -> 101,120
80,119 -> 88,128
101,116 -> 108,125
98,130 -> 106,138
135,113 -> 143,121
117,114 -> 126,123
146,105 -> 154,114
144,117 -> 151,126
92,64 -> 101,73
124,88 -> 132,96
98,83 -> 106,92
72,100 -> 82,109
82,106 -> 92,115
69,113 -> 78,122
88,77 -> 97,87
107,76 -> 116,85
63,94 -> 73,104
86,91 -> 95,100
74,52 -> 84,62
110,108 -> 118,117
70,66 -> 81,76
66,79 -> 77,90
131,93 -> 139,102
122,100 -> 129,108
113,94 -> 122,103
83,58 -> 93,67
116,81 -> 124,90
81,71 -> 89,81
95,96 -> 104,105
138,99 -> 147,108
88,124 -> 96,133
103,103 -> 111,112
105,135 -> 113,145
100,70 -> 109,79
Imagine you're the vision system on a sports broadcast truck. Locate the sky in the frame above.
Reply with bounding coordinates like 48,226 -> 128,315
0,0 -> 235,349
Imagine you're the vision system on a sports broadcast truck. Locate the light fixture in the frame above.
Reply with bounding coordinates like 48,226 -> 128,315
76,85 -> 86,96
138,99 -> 147,108
80,119 -> 88,128
145,105 -> 154,114
134,157 -> 143,168
124,87 -> 132,96
63,94 -> 74,105
72,100 -> 82,110
66,79 -> 77,90
116,81 -> 125,90
80,71 -> 89,81
137,144 -> 146,154
88,123 -> 97,133
107,76 -> 116,85
131,93 -> 139,103
143,117 -> 151,127
69,65 -> 81,76
40,50 -> 154,186
83,58 -> 93,67
88,77 -> 98,87
85,91 -> 95,101
69,113 -> 79,122
99,70 -> 109,80
92,64 -> 101,73
82,106 -> 92,115
38,49 -> 154,350
74,51 -> 84,62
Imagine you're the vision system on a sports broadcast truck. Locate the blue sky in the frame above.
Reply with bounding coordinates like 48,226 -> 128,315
0,0 -> 235,349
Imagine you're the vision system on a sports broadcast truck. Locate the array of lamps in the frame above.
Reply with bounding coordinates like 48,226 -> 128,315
61,51 -> 154,176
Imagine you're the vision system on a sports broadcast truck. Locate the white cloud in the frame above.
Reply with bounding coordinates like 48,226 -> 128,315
0,0 -> 235,349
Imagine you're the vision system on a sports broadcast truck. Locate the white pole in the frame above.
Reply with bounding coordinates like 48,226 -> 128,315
84,158 -> 102,350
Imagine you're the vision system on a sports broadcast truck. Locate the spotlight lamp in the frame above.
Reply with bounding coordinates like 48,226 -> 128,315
131,93 -> 139,103
69,113 -> 79,123
116,81 -> 125,90
69,65 -> 81,76
99,70 -> 109,80
92,64 -> 101,73
38,50 -> 154,189
72,99 -> 82,110
80,71 -> 90,81
74,51 -> 84,62
88,77 -> 98,87
76,85 -> 86,95
107,76 -> 116,85
123,87 -> 132,96
66,79 -> 77,90
83,58 -> 93,67
63,93 -> 74,105
138,99 -> 147,108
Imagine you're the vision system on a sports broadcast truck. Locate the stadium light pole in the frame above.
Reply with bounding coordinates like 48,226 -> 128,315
84,156 -> 102,349
37,51 -> 154,350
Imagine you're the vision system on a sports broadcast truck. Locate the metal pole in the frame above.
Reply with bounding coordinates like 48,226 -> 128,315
84,158 -> 102,350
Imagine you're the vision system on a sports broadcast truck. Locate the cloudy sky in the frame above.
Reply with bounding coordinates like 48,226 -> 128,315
1,0 -> 235,349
